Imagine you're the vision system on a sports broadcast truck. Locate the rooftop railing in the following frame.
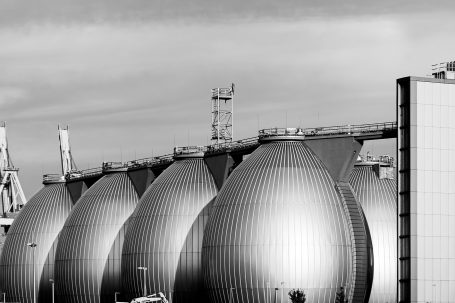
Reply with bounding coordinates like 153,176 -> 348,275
211,87 -> 234,99
259,121 -> 397,139
357,154 -> 395,166
432,61 -> 455,73
258,127 -> 305,137
43,174 -> 65,183
125,154 -> 174,168
205,136 -> 260,155
174,146 -> 206,156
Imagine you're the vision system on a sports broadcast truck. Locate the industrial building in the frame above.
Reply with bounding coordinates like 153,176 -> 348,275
398,68 -> 455,303
0,83 -> 403,303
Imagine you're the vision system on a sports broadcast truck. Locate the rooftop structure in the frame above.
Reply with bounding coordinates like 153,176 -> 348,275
211,84 -> 234,146
432,61 -> 455,79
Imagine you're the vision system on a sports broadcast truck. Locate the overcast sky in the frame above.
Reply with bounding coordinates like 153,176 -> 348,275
1,1 -> 455,197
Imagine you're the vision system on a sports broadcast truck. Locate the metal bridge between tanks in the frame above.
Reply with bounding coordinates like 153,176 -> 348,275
45,121 -> 397,183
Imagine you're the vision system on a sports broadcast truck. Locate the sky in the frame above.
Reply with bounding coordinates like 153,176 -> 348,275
1,1 -> 455,197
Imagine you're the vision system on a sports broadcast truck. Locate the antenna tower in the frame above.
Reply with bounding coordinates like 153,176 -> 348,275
58,125 -> 78,176
0,122 -> 27,217
211,83 -> 234,146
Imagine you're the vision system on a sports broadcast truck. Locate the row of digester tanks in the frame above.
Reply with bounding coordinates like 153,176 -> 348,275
0,136 -> 396,303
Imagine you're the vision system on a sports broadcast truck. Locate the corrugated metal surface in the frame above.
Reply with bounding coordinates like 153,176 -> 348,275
55,172 -> 139,303
336,181 -> 374,303
350,164 -> 397,303
122,157 -> 218,302
202,140 -> 354,303
0,183 -> 73,303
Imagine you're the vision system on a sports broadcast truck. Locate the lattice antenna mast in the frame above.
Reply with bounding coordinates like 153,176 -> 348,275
58,125 -> 78,175
211,83 -> 234,146
0,122 -> 27,215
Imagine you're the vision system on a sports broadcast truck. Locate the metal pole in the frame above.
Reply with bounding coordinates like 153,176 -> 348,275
26,243 -> 37,303
143,269 -> 147,297
432,283 -> 436,303
50,279 -> 55,303
274,288 -> 278,303
281,282 -> 285,303
231,83 -> 234,142
1,189 -> 6,217
33,246 -> 36,303
217,88 -> 220,145
137,267 -> 147,297
10,174 -> 16,212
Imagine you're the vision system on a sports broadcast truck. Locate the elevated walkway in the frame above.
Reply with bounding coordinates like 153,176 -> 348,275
42,121 -> 397,184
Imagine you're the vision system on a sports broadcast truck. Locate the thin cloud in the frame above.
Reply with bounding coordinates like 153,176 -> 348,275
1,0 -> 455,26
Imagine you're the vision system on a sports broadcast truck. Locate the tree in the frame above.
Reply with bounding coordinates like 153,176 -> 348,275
335,286 -> 348,303
288,289 -> 306,303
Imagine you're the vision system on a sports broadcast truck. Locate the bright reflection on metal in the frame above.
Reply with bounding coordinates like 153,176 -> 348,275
55,172 -> 139,303
122,157 -> 217,303
202,140 -> 353,303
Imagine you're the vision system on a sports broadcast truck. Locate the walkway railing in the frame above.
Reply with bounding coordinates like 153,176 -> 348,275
259,121 -> 397,139
174,146 -> 206,155
46,121 -> 397,182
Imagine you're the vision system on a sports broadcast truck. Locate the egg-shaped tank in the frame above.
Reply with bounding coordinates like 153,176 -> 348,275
122,151 -> 217,302
55,171 -> 140,303
202,135 -> 371,303
0,181 -> 74,303
349,160 -> 397,303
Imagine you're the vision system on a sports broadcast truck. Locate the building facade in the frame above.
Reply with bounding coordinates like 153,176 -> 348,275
398,76 -> 455,303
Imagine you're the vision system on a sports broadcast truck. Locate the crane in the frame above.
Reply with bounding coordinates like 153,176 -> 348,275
0,122 -> 26,218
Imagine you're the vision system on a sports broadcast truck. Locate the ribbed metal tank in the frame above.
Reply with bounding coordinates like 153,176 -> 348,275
202,137 -> 356,303
0,182 -> 74,303
349,162 -> 397,303
55,171 -> 139,303
122,152 -> 217,303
